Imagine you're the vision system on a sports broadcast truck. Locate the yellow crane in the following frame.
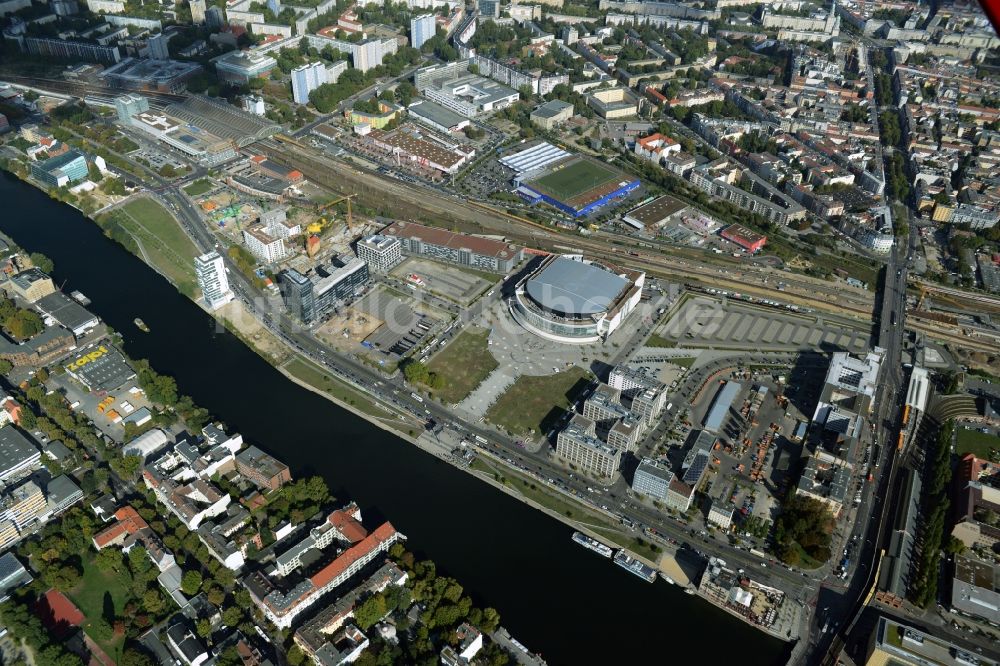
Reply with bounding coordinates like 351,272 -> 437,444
310,194 -> 356,234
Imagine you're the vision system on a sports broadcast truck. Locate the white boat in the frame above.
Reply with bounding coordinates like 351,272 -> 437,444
572,532 -> 613,558
660,573 -> 676,585
614,551 -> 657,583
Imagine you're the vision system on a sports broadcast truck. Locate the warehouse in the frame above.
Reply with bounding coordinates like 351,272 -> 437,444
63,344 -> 136,392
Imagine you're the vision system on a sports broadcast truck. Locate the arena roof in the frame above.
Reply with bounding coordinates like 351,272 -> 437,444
499,141 -> 570,174
525,256 -> 629,318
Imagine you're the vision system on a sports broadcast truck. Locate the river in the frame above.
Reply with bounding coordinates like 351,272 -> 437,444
1,172 -> 790,664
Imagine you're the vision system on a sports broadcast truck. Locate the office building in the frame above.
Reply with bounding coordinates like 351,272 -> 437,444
0,480 -> 45,529
530,99 -> 574,130
30,150 -> 89,188
478,0 -> 500,17
865,614 -> 996,666
0,426 -> 40,485
190,0 -> 206,24
148,33 -> 170,60
555,414 -> 621,479
950,553 -> 1000,625
422,73 -> 519,118
5,268 -> 56,303
205,5 -> 224,29
235,445 -> 291,491
356,234 -> 402,272
290,61 -> 326,105
214,51 -> 276,84
632,458 -> 693,512
195,251 -> 234,310
381,220 -> 522,273
114,92 -> 149,124
410,14 -> 435,49
278,257 -> 369,324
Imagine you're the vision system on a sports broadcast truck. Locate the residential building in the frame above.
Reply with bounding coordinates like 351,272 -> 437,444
380,220 -> 522,273
242,225 -> 288,264
410,14 -> 435,49
0,426 -> 40,485
235,445 -> 291,491
148,33 -> 170,60
356,234 -> 402,272
0,553 -> 32,601
244,515 -> 403,628
93,505 -> 149,550
0,480 -> 45,529
278,257 -> 369,324
114,93 -> 150,124
19,37 -> 121,64
555,414 -> 621,479
796,450 -> 852,514
634,133 -> 679,163
30,150 -> 89,188
294,562 -> 407,662
291,61 -> 327,105
195,251 -> 234,311
190,0 -> 206,24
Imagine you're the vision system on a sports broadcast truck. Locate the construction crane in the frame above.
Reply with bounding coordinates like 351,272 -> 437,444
312,194 -> 356,233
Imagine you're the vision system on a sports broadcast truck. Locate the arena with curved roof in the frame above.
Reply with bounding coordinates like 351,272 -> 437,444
510,254 -> 644,344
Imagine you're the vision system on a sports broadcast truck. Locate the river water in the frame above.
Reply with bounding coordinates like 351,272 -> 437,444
1,172 -> 789,664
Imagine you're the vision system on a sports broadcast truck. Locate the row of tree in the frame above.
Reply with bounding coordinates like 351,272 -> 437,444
909,420 -> 957,607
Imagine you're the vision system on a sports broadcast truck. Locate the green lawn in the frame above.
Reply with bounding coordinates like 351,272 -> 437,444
486,366 -> 591,437
427,327 -> 497,404
183,179 -> 213,196
956,428 -> 999,459
115,198 -> 200,296
646,335 -> 676,348
528,157 -> 621,202
284,357 -> 388,421
66,551 -> 131,661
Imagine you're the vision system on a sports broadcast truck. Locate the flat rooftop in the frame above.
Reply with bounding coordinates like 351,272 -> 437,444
381,220 -> 519,260
625,195 -> 686,226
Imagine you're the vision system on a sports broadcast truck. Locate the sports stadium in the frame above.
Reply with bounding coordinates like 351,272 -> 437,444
515,155 -> 641,217
510,254 -> 645,344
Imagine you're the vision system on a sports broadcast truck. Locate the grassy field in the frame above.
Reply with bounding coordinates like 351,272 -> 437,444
486,366 -> 591,437
284,357 -> 389,421
67,552 -> 131,661
427,327 -> 497,404
183,179 -> 213,196
956,428 -> 999,459
647,335 -> 675,348
115,198 -> 200,296
528,157 -> 621,203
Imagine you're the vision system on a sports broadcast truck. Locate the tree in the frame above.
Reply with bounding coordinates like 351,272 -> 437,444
28,252 -> 54,273
354,593 -> 388,629
221,606 -> 242,627
286,645 -> 306,666
121,649 -> 156,666
0,359 -> 12,375
181,569 -> 203,596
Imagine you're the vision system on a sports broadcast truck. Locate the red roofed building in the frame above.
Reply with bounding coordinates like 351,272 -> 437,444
247,521 -> 403,628
720,223 -> 767,253
92,506 -> 148,550
328,507 -> 368,544
634,133 -> 679,164
0,394 -> 22,426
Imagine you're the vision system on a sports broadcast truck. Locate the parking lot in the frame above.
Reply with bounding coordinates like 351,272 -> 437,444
389,257 -> 496,306
351,285 -> 447,358
658,297 -> 871,353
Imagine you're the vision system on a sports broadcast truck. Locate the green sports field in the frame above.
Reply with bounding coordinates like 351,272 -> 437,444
526,157 -> 623,205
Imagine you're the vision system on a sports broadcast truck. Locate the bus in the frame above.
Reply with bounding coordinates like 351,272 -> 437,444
411,392 -> 424,403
